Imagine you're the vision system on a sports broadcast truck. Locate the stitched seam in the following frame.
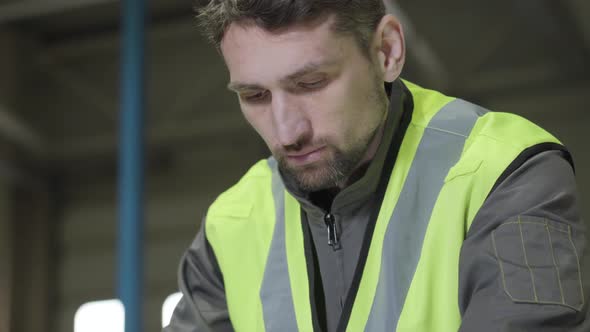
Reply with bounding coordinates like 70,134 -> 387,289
498,221 -> 569,234
501,299 -> 583,311
424,126 -> 469,138
567,225 -> 585,310
494,218 -> 583,311
518,216 -> 539,302
492,229 -> 518,301
545,219 -> 566,305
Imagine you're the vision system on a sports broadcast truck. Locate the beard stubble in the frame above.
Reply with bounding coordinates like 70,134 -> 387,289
277,75 -> 388,193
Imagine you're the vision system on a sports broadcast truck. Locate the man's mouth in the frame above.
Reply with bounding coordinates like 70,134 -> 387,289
286,146 -> 326,166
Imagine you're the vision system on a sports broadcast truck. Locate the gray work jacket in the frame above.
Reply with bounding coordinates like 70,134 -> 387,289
164,83 -> 590,332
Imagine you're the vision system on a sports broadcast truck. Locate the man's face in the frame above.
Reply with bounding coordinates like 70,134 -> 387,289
221,16 -> 388,192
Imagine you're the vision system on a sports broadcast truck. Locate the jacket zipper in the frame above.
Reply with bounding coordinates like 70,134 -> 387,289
324,212 -> 341,250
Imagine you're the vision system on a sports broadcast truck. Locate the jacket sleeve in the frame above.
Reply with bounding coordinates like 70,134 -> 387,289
163,218 -> 233,332
458,150 -> 590,331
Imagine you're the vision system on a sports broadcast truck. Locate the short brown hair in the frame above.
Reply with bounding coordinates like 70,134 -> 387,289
194,0 -> 386,56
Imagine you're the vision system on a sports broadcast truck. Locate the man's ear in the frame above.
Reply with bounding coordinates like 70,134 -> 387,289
373,14 -> 405,82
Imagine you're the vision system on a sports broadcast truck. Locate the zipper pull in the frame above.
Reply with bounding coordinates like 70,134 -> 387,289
324,213 -> 340,250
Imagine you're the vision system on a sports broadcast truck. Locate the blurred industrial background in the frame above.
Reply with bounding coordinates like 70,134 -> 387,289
0,0 -> 588,331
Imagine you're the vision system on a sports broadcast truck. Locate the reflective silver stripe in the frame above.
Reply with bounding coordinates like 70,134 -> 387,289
365,99 -> 486,331
260,158 -> 299,332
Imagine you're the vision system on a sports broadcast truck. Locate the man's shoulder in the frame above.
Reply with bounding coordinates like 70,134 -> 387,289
462,110 -> 564,163
404,79 -> 558,148
207,158 -> 275,220
204,158 -> 278,246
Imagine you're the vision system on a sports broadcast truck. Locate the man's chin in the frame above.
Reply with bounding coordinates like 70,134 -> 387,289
281,163 -> 339,192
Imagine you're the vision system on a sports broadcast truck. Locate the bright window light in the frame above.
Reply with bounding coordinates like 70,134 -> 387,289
162,292 -> 183,327
74,299 -> 124,332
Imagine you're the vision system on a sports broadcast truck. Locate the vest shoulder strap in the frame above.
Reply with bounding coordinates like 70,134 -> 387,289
207,159 -> 273,221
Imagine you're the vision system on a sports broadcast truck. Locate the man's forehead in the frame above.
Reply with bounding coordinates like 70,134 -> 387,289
221,17 -> 348,88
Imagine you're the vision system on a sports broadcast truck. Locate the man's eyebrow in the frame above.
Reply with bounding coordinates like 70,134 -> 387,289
282,60 -> 336,82
227,82 -> 263,92
227,59 -> 338,92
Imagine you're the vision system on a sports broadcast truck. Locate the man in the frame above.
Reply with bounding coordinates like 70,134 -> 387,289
165,1 -> 589,331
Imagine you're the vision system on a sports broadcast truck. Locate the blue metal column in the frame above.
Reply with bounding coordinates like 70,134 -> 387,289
118,0 -> 146,332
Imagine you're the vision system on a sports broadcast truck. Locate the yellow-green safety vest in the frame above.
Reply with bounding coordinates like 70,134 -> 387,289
205,80 -> 565,332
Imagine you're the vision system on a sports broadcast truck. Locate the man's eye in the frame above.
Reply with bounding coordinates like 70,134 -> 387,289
241,91 -> 269,102
298,79 -> 327,90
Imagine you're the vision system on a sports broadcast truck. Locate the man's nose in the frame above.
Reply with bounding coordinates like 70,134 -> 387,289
271,94 -> 311,148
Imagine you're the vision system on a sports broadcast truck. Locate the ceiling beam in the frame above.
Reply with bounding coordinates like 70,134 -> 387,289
0,0 -> 117,24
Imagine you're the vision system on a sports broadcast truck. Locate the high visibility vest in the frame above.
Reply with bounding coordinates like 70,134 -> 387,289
205,80 -> 566,331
